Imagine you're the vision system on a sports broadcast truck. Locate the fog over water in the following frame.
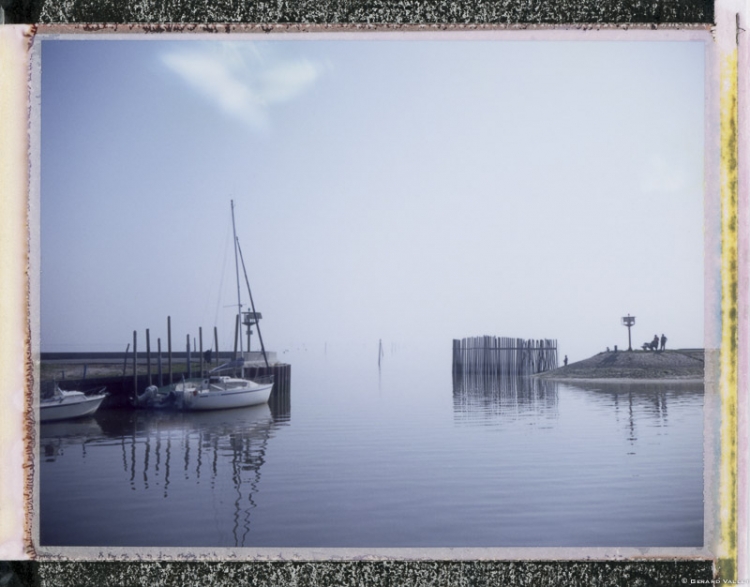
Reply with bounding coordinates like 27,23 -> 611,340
40,38 -> 706,362
40,343 -> 703,548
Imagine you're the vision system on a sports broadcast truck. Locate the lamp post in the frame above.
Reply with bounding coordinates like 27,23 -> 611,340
621,314 -> 635,351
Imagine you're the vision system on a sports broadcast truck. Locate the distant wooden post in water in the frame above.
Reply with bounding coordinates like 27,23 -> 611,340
452,336 -> 558,377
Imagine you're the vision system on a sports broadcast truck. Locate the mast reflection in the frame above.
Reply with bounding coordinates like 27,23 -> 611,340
40,405 -> 282,547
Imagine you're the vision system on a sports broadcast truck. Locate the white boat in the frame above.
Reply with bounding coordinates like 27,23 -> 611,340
40,387 -> 107,422
179,374 -> 273,411
137,358 -> 273,411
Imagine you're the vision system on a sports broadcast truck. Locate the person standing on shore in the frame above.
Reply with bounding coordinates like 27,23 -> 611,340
652,334 -> 659,351
564,355 -> 568,366
660,334 -> 667,351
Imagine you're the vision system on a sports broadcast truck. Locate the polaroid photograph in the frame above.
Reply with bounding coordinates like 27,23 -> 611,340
0,7 -> 745,581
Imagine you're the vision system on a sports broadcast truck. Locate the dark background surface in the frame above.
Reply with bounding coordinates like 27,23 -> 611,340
10,0 -> 716,583
4,0 -> 713,26
3,560 -> 718,586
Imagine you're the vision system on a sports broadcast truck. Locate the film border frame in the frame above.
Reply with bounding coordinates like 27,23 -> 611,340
1,1 -> 747,584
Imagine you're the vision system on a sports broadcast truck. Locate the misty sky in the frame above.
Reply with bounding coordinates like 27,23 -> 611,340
39,37 -> 706,361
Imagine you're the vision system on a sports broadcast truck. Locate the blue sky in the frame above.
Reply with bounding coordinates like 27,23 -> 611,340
40,37 -> 706,360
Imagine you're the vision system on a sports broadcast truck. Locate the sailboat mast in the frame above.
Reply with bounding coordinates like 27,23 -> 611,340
231,200 -> 244,356
236,239 -> 270,369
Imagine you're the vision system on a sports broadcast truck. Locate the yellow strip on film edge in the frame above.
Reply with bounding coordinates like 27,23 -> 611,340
719,47 -> 739,581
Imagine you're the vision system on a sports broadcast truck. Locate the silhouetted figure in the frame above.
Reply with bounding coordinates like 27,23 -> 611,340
606,347 -> 610,352
614,345 -> 618,352
564,355 -> 568,366
660,334 -> 667,351
642,337 -> 659,351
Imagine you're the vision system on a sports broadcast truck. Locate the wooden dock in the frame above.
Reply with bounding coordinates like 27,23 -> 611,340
40,313 -> 291,411
40,352 -> 292,414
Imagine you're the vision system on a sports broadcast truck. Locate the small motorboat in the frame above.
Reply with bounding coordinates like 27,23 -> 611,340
40,386 -> 107,422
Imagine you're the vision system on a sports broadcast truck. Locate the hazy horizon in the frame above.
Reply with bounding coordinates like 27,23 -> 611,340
40,37 -> 706,363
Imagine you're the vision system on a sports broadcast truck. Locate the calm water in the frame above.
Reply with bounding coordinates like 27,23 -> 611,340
40,343 -> 704,548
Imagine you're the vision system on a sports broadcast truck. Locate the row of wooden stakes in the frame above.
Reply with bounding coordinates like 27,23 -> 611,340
452,336 -> 558,377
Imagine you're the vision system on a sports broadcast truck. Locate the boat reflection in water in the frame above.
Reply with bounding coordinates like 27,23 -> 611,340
40,402 -> 287,547
40,417 -> 104,463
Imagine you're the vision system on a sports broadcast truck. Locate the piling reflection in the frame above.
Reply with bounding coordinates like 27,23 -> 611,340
452,372 -> 559,422
40,405 -> 284,547
557,379 -> 704,444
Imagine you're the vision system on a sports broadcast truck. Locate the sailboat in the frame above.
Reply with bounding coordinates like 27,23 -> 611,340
135,201 -> 274,411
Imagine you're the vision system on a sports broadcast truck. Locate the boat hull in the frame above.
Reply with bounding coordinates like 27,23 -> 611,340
182,382 -> 273,411
40,393 -> 106,422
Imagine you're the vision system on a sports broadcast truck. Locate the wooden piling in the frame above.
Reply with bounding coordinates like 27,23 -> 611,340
168,316 -> 172,385
214,327 -> 219,367
146,328 -> 152,386
121,343 -> 130,378
157,338 -> 163,387
186,334 -> 191,378
132,330 -> 137,396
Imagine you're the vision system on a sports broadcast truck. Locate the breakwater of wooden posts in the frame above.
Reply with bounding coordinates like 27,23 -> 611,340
452,336 -> 558,377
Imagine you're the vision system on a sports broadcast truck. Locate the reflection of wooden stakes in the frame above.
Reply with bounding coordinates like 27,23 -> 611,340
621,314 -> 636,351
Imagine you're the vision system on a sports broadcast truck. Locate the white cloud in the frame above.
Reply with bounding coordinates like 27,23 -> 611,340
161,43 -> 326,131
